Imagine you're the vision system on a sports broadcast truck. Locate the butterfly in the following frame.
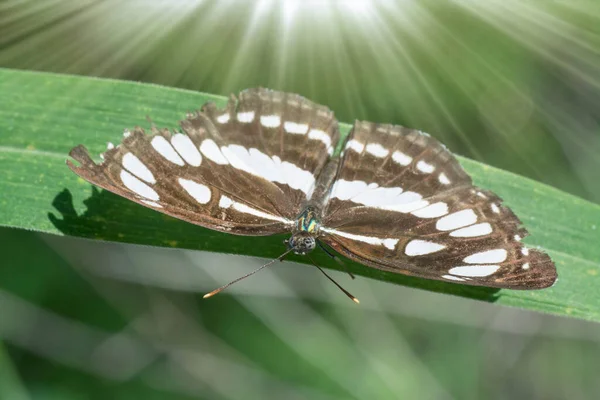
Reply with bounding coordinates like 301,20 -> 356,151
67,88 -> 557,301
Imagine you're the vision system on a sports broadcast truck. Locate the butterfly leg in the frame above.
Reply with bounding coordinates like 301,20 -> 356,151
307,255 -> 359,304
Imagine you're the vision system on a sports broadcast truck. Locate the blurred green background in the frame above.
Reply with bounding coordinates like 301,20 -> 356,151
1,0 -> 600,399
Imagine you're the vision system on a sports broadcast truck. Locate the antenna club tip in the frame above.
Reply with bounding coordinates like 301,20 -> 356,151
203,292 -> 216,299
352,298 -> 360,304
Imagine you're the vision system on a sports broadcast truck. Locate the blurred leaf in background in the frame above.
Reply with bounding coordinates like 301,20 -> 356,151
1,0 -> 600,399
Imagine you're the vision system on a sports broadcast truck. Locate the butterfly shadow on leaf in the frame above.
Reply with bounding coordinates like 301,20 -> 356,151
48,187 -> 283,256
48,188 -> 502,304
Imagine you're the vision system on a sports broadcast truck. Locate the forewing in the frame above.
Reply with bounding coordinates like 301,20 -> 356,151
321,121 -> 556,289
68,88 -> 339,236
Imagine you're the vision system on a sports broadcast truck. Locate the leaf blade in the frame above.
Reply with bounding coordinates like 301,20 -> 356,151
1,68 -> 600,321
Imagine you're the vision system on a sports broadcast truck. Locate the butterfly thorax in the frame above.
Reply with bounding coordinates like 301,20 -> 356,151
288,206 -> 320,254
288,159 -> 340,255
296,206 -> 321,234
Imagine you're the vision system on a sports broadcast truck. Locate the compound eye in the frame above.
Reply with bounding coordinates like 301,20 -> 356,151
286,236 -> 295,248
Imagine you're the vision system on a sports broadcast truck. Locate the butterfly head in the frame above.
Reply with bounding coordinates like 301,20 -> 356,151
287,231 -> 317,255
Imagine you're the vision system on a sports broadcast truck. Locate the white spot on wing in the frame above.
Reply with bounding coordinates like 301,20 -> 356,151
345,140 -> 364,153
220,145 -> 250,171
237,111 -> 255,123
521,247 -> 530,256
141,200 -> 163,208
284,121 -> 309,134
450,223 -> 493,237
260,115 -> 281,128
366,143 -> 389,158
405,240 -> 446,256
442,275 -> 465,282
416,160 -> 435,173
491,203 -> 500,214
123,130 -> 131,138
392,151 -> 412,166
236,202 -> 289,223
322,228 -> 398,250
219,195 -> 291,224
411,202 -> 448,218
219,145 -> 315,195
463,249 -> 507,264
438,173 -> 451,185
380,192 -> 428,213
383,239 -> 398,250
280,160 -> 315,195
248,148 -> 285,183
329,180 -> 432,213
449,265 -> 500,277
216,114 -> 230,124
171,133 -> 202,167
178,178 -> 211,204
436,209 -> 477,231
107,142 -> 115,150
219,195 -> 233,208
331,179 -> 404,207
522,263 -> 530,270
331,179 -> 368,201
152,136 -> 184,166
120,170 -> 159,201
351,186 -> 403,207
122,153 -> 155,184
392,191 -> 422,204
200,139 -> 229,165
308,129 -> 331,148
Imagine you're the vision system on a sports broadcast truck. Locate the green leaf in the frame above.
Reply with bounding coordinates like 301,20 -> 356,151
1,67 -> 599,321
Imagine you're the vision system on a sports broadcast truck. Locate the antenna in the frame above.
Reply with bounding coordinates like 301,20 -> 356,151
203,248 -> 294,299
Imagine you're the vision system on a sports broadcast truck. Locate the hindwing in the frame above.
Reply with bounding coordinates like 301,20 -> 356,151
320,121 -> 556,289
